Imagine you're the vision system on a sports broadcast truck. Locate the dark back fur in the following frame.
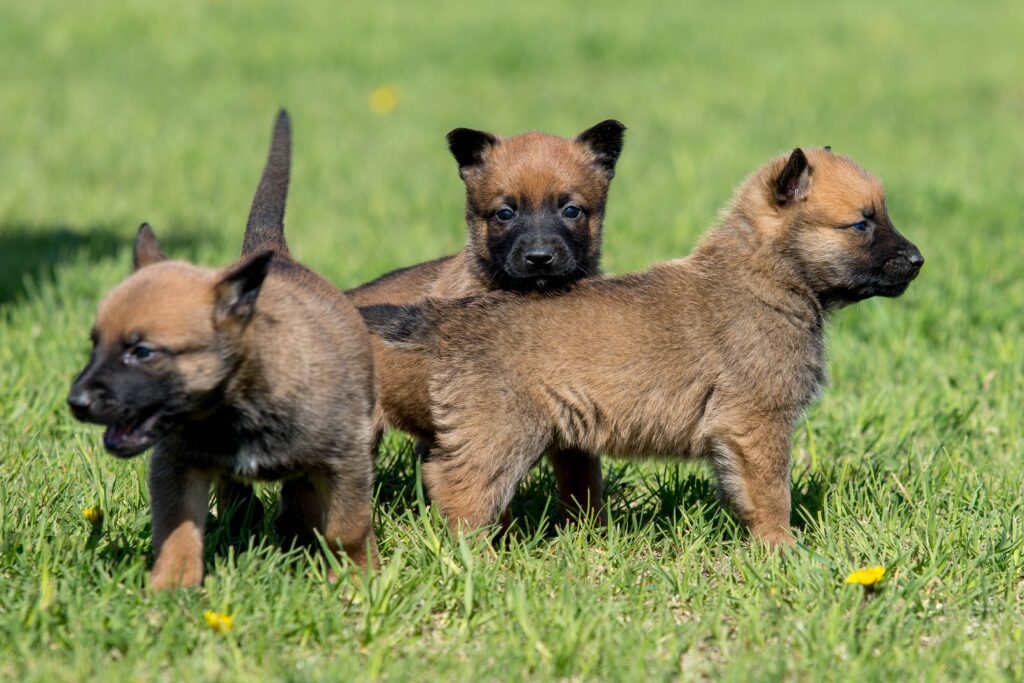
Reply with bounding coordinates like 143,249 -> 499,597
242,109 -> 291,257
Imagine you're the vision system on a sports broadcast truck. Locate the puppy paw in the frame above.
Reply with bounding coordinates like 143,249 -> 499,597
150,561 -> 204,590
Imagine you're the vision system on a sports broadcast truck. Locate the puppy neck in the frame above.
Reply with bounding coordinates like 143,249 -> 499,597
697,209 -> 824,326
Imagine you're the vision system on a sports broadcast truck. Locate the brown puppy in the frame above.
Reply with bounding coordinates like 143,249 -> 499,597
68,111 -> 378,589
349,121 -> 626,522
363,147 -> 924,547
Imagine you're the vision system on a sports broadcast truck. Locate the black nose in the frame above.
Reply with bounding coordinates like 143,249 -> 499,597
67,389 -> 93,413
524,250 -> 553,266
905,248 -> 924,268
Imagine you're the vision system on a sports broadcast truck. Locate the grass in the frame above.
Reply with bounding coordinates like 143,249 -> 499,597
1,0 -> 1023,680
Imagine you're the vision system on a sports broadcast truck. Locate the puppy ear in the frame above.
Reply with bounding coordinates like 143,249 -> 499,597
774,148 -> 813,204
447,128 -> 498,179
214,251 -> 274,327
133,223 -> 167,270
575,120 -> 626,176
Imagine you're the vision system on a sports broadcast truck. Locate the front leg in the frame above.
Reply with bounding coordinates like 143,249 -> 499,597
149,451 -> 212,589
710,424 -> 795,549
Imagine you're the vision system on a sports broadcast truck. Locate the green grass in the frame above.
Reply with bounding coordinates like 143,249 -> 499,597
2,0 -> 1023,680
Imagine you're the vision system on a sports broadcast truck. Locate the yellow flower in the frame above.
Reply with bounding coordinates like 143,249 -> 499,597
845,566 -> 886,586
83,506 -> 104,526
369,86 -> 398,115
203,610 -> 234,633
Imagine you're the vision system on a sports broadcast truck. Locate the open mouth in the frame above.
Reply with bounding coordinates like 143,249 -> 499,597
103,408 -> 164,457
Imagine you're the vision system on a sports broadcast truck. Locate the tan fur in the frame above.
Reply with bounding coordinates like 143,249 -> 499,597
390,148 -> 922,547
90,254 -> 379,589
71,112 -> 379,589
349,125 -> 622,522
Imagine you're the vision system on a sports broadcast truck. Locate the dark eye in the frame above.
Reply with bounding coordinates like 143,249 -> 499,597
562,206 -> 582,219
495,208 -> 515,222
850,220 -> 869,232
124,343 -> 156,364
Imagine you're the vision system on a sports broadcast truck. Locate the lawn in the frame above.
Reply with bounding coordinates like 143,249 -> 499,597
1,0 -> 1022,680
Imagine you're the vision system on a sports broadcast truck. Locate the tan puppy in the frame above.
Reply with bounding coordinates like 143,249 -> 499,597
68,111 -> 378,588
363,147 -> 924,547
349,121 -> 626,522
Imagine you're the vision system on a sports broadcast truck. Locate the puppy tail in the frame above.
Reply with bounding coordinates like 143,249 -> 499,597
242,109 -> 291,257
358,303 -> 439,351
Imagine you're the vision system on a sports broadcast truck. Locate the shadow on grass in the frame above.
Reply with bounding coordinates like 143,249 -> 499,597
89,449 -> 836,577
373,435 -> 832,541
0,222 -> 232,305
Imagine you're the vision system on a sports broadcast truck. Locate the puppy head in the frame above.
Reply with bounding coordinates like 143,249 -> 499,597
67,224 -> 273,457
742,147 -> 924,307
448,120 -> 626,291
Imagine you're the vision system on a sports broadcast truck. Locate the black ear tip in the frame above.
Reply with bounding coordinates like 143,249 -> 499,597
136,223 -> 159,244
445,128 -> 466,146
599,119 -> 627,133
823,145 -> 832,152
446,127 -> 491,146
446,128 -> 497,168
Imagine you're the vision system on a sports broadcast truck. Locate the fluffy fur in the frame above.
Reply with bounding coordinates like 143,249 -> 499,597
349,121 -> 626,522
68,111 -> 379,588
363,147 -> 924,547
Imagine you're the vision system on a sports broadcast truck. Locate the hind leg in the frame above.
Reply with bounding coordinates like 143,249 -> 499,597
318,460 -> 379,570
216,479 -> 265,540
275,475 -> 323,549
423,427 -> 550,532
277,462 -> 378,572
549,448 -> 605,525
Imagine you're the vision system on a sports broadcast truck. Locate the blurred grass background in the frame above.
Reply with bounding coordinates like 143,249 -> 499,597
1,1 -> 1022,680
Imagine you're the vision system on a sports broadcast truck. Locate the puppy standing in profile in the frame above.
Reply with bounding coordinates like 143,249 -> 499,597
364,148 -> 924,547
348,121 -> 626,522
68,111 -> 378,588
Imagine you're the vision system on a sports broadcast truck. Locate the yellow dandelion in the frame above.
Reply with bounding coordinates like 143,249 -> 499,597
369,85 -> 398,115
83,506 -> 104,526
203,610 -> 234,633
845,566 -> 886,586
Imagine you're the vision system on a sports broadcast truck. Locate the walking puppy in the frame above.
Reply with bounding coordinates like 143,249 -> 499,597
67,111 -> 378,588
363,148 -> 924,547
349,121 -> 626,521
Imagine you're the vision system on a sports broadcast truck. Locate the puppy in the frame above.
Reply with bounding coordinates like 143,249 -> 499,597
363,148 -> 924,547
349,121 -> 626,522
68,111 -> 378,589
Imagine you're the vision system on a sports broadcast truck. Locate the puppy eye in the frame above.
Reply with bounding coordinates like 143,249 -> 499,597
495,208 -> 515,222
850,220 -> 869,232
562,206 -> 582,219
124,343 -> 157,364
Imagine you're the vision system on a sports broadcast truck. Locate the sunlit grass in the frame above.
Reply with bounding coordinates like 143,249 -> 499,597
1,0 -> 1022,680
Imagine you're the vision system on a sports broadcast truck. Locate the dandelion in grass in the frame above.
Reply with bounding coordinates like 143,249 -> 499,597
82,506 -> 103,526
845,566 -> 886,587
204,610 -> 234,633
369,85 -> 398,115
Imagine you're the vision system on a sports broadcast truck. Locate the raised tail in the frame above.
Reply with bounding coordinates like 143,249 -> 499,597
242,109 -> 291,256
358,303 -> 440,351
